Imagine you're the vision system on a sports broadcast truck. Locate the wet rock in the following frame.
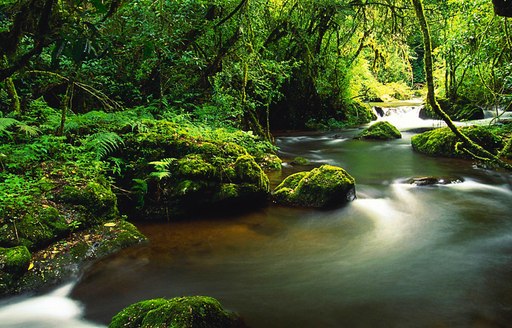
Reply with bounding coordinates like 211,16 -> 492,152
272,165 -> 356,208
290,156 -> 311,166
358,121 -> 402,140
407,176 -> 464,186
0,246 -> 31,292
374,106 -> 385,117
109,296 -> 245,328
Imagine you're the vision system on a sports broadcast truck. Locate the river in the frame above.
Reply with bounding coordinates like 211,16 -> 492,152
1,104 -> 512,327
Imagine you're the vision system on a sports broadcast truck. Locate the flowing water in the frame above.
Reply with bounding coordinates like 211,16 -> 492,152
1,105 -> 512,327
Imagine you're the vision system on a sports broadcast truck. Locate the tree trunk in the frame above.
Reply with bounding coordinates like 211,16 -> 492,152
411,0 -> 512,170
5,77 -> 21,113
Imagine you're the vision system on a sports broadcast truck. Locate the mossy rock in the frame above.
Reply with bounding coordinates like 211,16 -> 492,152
58,181 -> 118,222
0,246 -> 31,293
0,206 -> 69,250
358,121 -> 402,140
109,296 -> 244,328
118,121 -> 274,219
4,220 -> 146,296
140,153 -> 270,219
419,98 -> 484,121
272,165 -> 356,208
257,154 -> 282,171
411,125 -> 503,158
0,246 -> 31,275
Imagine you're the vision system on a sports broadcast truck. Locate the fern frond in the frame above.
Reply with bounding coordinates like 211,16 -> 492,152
149,171 -> 172,180
83,132 -> 125,159
17,124 -> 40,137
0,118 -> 19,134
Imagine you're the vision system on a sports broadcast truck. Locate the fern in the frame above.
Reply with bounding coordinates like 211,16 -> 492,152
149,158 -> 176,180
0,118 -> 40,138
17,124 -> 40,137
0,118 -> 19,136
83,132 -> 124,159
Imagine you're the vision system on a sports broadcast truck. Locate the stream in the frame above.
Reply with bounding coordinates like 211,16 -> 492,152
1,104 -> 512,327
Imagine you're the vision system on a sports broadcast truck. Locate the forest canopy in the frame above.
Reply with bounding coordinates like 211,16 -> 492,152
0,0 -> 510,133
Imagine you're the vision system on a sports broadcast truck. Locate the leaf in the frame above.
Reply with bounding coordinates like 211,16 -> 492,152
90,0 -> 107,13
83,132 -> 124,159
28,262 -> 34,270
104,222 -> 116,227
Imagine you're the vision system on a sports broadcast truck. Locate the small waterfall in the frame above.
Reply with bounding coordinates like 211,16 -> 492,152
0,282 -> 103,328
372,102 -> 445,131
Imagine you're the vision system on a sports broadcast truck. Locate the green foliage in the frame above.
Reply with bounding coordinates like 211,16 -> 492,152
0,174 -> 38,220
82,132 -> 124,160
149,158 -> 176,181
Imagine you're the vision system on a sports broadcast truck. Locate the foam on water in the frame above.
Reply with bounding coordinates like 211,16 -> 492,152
0,282 -> 103,328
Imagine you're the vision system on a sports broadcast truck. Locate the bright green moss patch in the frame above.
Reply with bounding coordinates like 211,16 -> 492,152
0,246 -> 31,275
358,121 -> 402,140
109,296 -> 244,328
273,165 -> 356,208
411,125 -> 503,158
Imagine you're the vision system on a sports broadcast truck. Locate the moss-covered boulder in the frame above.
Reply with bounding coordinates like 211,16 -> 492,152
272,165 -> 356,208
0,246 -> 31,292
358,121 -> 402,140
411,125 -> 504,158
5,220 -> 145,296
119,121 -> 271,219
419,98 -> 484,121
109,296 -> 245,328
0,144 -> 146,295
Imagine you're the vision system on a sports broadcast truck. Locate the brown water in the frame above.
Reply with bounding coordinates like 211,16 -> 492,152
1,107 -> 512,327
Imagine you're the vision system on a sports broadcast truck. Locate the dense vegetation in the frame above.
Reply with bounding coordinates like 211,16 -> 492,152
0,0 -> 511,300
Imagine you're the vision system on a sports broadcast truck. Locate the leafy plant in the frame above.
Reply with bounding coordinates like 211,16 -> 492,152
82,132 -> 125,159
149,158 -> 176,181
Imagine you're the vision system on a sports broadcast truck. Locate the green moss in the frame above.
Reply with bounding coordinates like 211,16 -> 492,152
214,183 -> 240,201
95,221 -> 147,257
273,165 -> 356,208
176,154 -> 216,179
419,98 -> 484,121
358,121 -> 402,140
411,125 -> 503,158
109,296 -> 243,328
110,298 -> 169,328
233,155 -> 269,192
291,156 -> 310,165
0,246 -> 31,275
258,154 -> 282,171
59,181 -> 118,222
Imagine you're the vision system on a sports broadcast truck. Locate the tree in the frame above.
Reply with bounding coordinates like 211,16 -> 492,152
411,0 -> 512,169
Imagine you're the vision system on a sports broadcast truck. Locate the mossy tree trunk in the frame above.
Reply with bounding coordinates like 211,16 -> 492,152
411,0 -> 512,170
5,77 -> 21,113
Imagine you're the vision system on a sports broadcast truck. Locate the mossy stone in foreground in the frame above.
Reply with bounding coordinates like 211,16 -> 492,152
0,246 -> 31,274
0,246 -> 31,292
273,165 -> 356,208
109,296 -> 244,328
411,125 -> 502,158
358,121 -> 402,140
